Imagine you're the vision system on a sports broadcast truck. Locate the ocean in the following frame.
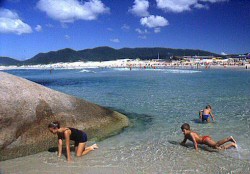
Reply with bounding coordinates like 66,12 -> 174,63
1,68 -> 250,173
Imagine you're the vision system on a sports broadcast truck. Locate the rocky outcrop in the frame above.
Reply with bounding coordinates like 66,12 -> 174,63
0,72 -> 129,161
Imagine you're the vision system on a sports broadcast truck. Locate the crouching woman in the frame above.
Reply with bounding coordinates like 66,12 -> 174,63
48,121 -> 98,162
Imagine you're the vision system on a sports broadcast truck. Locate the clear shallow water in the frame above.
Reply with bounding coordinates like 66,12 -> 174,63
1,68 -> 250,173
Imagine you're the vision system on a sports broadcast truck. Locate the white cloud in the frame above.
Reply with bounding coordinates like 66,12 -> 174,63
140,15 -> 169,28
194,3 -> 209,9
138,35 -> 147,39
110,38 -> 120,43
156,0 -> 197,13
61,23 -> 69,28
201,0 -> 228,3
135,28 -> 149,34
121,24 -> 130,31
154,27 -> 161,33
129,0 -> 149,17
65,35 -> 70,40
0,8 -> 32,35
107,27 -> 113,31
46,23 -> 54,28
35,25 -> 42,32
156,0 -> 228,13
37,0 -> 110,23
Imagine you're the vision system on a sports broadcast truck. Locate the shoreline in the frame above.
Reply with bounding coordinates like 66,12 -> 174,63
0,59 -> 249,71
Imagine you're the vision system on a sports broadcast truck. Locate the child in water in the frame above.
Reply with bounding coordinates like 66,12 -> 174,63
199,105 -> 215,122
48,121 -> 98,162
180,123 -> 237,150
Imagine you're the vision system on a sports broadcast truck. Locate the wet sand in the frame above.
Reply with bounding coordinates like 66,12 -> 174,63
1,138 -> 250,174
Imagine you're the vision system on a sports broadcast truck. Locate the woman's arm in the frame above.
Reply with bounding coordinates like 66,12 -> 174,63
64,130 -> 72,162
58,139 -> 63,157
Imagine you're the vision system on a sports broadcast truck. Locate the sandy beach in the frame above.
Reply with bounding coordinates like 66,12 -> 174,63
0,59 -> 249,70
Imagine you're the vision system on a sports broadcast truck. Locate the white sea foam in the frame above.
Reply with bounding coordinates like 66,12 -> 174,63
79,69 -> 95,73
112,68 -> 132,71
164,69 -> 201,74
112,68 -> 201,73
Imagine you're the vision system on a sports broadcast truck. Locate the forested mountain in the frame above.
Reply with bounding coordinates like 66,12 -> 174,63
0,57 -> 21,66
1,47 -> 219,65
24,48 -> 82,64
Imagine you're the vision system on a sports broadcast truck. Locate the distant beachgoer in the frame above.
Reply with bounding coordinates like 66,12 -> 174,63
48,121 -> 98,162
199,105 -> 215,122
180,123 -> 237,150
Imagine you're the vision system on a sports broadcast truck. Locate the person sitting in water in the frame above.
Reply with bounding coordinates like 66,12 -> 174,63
48,121 -> 98,162
180,123 -> 237,150
199,105 -> 215,122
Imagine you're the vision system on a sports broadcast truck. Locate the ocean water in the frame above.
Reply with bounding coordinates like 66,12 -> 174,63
1,68 -> 250,173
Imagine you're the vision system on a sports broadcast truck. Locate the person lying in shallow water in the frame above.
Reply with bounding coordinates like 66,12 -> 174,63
48,121 -> 98,162
180,123 -> 237,150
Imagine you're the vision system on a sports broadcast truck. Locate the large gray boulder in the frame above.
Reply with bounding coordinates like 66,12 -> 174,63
0,72 -> 129,161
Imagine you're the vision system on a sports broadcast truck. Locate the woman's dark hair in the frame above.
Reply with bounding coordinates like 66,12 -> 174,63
181,123 -> 190,130
48,121 -> 60,129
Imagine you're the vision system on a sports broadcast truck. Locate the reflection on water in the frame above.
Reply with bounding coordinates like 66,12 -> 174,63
2,68 -> 250,173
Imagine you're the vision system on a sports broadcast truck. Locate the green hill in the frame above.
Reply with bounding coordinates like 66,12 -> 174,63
24,48 -> 82,64
78,46 -> 125,61
0,57 -> 21,66
1,47 -> 220,65
25,47 -> 218,65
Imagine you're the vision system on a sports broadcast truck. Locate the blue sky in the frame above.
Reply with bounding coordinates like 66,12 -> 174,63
0,0 -> 249,60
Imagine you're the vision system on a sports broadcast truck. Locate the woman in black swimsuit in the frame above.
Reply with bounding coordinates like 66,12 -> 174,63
48,121 -> 98,162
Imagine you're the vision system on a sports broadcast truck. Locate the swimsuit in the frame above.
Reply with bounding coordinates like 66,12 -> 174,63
202,114 -> 210,122
58,127 -> 87,146
202,136 -> 210,143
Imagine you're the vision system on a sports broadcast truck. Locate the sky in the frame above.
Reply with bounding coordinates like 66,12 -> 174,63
0,0 -> 249,60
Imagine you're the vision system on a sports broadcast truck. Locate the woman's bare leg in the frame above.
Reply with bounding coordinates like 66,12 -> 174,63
82,144 -> 98,155
90,144 -> 98,149
76,143 -> 98,157
76,143 -> 88,157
